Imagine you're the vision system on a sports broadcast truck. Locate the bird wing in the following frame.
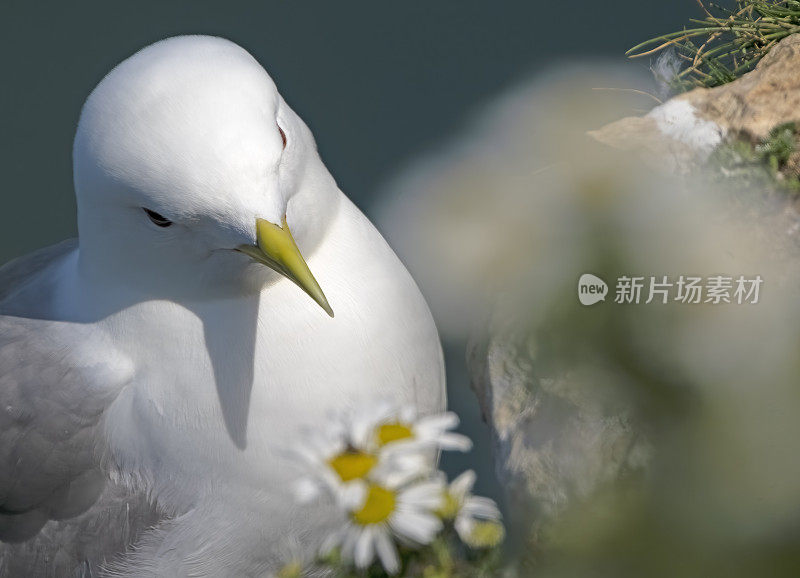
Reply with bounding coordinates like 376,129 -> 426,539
0,243 -> 162,576
0,239 -> 77,305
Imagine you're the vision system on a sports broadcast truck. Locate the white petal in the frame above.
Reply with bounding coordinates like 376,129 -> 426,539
388,451 -> 431,473
437,432 -> 473,452
351,415 -> 379,448
321,470 -> 346,495
317,430 -> 346,457
454,515 -> 475,542
449,470 -> 477,499
378,439 -> 436,460
354,525 -> 376,570
381,469 -> 425,491
319,527 -> 346,555
400,481 -> 445,509
353,401 -> 397,447
339,484 -> 367,511
340,526 -> 360,562
462,496 -> 502,520
374,527 -> 400,575
390,510 -> 443,544
372,451 -> 431,488
372,400 -> 398,425
416,412 -> 459,435
292,477 -> 321,504
398,405 -> 417,422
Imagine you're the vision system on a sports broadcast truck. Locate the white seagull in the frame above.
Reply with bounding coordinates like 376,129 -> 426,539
0,36 -> 445,576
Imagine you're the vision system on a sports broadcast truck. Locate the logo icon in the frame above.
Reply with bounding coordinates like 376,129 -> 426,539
578,273 -> 608,306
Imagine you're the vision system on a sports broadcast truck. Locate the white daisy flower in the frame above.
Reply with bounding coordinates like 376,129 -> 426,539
350,402 -> 473,454
439,470 -> 504,548
321,472 -> 446,575
291,422 -> 352,501
292,430 -> 379,503
291,419 -> 429,504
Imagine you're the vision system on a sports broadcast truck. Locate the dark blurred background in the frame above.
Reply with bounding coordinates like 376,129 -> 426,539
1,0 -> 697,263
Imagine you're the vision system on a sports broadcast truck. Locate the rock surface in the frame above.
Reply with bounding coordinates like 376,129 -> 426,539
591,34 -> 800,176
681,34 -> 800,143
467,322 -> 651,538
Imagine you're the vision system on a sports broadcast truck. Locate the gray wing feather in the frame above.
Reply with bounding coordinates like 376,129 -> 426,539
0,240 -> 77,305
0,243 -> 163,576
0,317 -> 127,531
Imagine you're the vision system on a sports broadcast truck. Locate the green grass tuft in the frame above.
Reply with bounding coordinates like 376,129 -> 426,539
628,1 -> 800,92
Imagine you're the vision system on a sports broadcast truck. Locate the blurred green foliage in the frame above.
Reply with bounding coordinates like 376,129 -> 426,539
709,122 -> 800,197
292,531 -> 502,577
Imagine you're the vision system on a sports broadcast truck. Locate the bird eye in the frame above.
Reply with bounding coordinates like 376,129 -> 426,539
143,208 -> 172,227
278,125 -> 287,149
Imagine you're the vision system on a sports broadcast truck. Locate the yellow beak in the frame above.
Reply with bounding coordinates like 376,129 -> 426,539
237,217 -> 334,318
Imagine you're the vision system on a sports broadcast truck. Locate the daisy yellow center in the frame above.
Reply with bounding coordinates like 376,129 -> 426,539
277,562 -> 303,578
376,422 -> 414,446
466,520 -> 505,549
352,484 -> 397,525
436,491 -> 461,520
328,450 -> 377,482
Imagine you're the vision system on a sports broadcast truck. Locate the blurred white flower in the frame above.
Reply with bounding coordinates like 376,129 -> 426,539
376,66 -> 659,339
439,470 -> 504,548
290,403 -> 502,573
292,422 -> 358,503
350,402 -> 473,454
292,403 -> 466,504
292,428 -> 428,504
321,474 -> 445,574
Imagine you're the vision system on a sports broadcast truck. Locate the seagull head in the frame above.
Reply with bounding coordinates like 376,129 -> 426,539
73,35 -> 336,316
